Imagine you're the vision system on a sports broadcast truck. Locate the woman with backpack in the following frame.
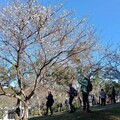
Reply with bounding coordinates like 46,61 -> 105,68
78,77 -> 92,113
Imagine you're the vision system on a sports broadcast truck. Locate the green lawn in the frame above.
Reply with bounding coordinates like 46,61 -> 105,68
29,107 -> 120,120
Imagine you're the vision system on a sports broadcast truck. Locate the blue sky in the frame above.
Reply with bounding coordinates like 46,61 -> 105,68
39,0 -> 120,48
0,0 -> 120,48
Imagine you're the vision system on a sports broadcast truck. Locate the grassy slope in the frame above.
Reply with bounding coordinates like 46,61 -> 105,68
29,107 -> 120,120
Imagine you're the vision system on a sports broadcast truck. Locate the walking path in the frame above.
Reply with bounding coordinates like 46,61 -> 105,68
53,102 -> 120,116
90,102 -> 120,111
29,102 -> 120,120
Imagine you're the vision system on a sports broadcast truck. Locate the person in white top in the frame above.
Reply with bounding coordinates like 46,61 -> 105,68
100,89 -> 106,106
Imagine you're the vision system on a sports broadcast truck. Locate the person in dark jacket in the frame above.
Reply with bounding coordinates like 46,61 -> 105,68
15,106 -> 20,117
112,86 -> 116,103
46,91 -> 54,115
67,83 -> 76,113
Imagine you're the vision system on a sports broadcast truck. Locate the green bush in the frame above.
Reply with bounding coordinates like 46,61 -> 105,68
31,107 -> 39,116
52,103 -> 59,112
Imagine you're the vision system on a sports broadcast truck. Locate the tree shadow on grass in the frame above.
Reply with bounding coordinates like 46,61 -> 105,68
29,107 -> 120,120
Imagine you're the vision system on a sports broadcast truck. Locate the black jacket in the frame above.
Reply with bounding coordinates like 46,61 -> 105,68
46,93 -> 54,107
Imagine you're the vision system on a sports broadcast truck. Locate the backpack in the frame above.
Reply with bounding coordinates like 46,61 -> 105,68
87,80 -> 93,92
73,87 -> 78,96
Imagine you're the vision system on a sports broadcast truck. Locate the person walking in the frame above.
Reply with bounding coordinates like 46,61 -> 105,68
45,91 -> 54,115
100,89 -> 106,106
67,83 -> 76,113
111,86 -> 116,103
78,77 -> 91,112
59,102 -> 63,112
92,94 -> 96,106
65,98 -> 69,111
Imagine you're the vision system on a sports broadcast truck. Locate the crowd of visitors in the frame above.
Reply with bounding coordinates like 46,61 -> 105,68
43,78 -> 117,116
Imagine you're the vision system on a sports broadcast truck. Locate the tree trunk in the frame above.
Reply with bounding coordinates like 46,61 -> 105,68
14,113 -> 21,120
15,102 -> 29,120
22,103 -> 29,120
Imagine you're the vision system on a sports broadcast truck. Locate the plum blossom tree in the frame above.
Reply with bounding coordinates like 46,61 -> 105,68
104,48 -> 120,81
0,0 -> 97,119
